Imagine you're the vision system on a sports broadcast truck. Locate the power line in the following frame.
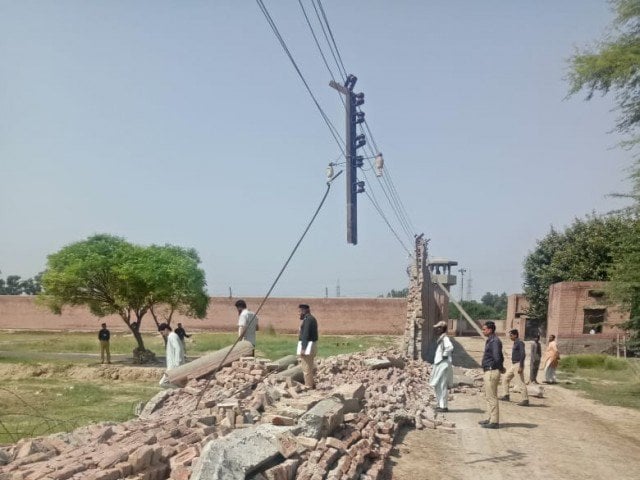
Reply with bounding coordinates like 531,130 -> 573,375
363,188 -> 412,257
256,0 -> 344,154
316,0 -> 348,79
195,171 -> 342,408
358,131 -> 414,243
362,119 -> 417,235
298,0 -> 339,85
310,0 -> 347,80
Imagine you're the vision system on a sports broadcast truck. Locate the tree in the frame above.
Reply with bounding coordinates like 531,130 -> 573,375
480,292 -> 508,318
568,1 -> 640,347
568,0 -> 640,135
2,275 -> 23,295
522,215 -> 633,320
448,300 -> 501,320
0,272 -> 42,295
38,234 -> 209,362
386,288 -> 409,298
137,245 -> 209,329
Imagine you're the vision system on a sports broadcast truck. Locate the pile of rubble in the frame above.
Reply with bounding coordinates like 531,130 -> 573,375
0,348 -> 482,480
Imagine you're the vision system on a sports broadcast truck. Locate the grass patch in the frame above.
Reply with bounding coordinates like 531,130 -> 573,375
0,331 -> 398,362
0,377 -> 160,445
558,355 -> 640,410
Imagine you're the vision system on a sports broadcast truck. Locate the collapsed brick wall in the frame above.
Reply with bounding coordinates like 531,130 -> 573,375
402,236 -> 443,362
402,238 -> 427,360
0,349 -> 482,480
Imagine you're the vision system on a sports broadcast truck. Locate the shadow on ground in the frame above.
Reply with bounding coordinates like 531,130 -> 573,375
450,337 -> 481,368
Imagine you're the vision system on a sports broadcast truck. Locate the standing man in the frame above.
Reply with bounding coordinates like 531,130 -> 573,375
174,323 -> 191,343
235,300 -> 258,354
541,334 -> 560,384
158,323 -> 186,388
429,320 -> 454,412
529,334 -> 542,384
479,321 -> 504,429
98,323 -> 111,364
500,329 -> 529,406
297,304 -> 318,389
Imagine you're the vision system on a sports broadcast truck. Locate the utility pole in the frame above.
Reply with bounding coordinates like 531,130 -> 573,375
458,269 -> 467,302
330,75 -> 366,245
466,275 -> 473,301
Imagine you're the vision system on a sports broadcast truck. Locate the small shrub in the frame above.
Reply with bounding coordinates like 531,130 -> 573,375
603,356 -> 628,371
560,356 -> 578,371
560,354 -> 629,371
575,354 -> 606,369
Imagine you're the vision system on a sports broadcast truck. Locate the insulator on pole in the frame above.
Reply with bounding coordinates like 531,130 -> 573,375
326,163 -> 335,180
375,153 -> 384,177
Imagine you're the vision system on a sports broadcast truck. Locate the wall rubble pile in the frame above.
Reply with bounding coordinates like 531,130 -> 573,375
0,350 -> 482,480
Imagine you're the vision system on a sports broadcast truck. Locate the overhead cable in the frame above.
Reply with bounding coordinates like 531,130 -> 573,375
256,0 -> 345,154
315,0 -> 348,79
195,171 -> 343,409
363,187 -> 413,257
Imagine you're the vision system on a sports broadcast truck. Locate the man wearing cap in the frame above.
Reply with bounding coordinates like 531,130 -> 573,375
500,329 -> 529,406
479,321 -> 504,429
158,323 -> 186,388
429,320 -> 454,412
297,304 -> 318,388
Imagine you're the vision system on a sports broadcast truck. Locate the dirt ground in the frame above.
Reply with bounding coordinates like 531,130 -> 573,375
389,337 -> 640,480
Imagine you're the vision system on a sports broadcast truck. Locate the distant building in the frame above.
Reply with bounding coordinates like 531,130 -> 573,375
507,281 -> 630,353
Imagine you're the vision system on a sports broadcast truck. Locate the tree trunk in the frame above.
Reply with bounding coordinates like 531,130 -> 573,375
120,309 -> 156,364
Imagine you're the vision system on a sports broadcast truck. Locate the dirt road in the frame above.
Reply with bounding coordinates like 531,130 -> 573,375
389,338 -> 640,480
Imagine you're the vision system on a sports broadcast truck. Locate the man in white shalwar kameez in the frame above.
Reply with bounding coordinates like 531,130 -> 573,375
158,323 -> 186,388
429,320 -> 454,412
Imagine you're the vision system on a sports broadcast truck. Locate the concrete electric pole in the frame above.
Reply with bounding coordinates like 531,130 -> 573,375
330,75 -> 366,245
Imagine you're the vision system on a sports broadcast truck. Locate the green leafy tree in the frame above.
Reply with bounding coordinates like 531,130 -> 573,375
568,0 -> 640,139
568,1 -> 640,346
386,288 -> 409,298
523,215 -> 633,320
607,219 -> 640,350
480,292 -> 508,318
448,300 -> 500,320
1,275 -> 23,295
38,234 -> 208,361
139,245 -> 209,328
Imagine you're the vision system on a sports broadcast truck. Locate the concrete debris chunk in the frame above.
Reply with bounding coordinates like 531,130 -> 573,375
190,424 -> 294,480
298,397 -> 344,439
362,358 -> 392,370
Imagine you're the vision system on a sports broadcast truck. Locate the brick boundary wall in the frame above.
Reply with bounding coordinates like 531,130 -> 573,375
0,296 -> 407,335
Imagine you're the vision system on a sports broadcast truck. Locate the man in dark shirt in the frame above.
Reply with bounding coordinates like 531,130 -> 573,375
500,329 -> 529,406
297,304 -> 319,388
479,321 -> 504,429
98,323 -> 111,364
174,323 -> 190,343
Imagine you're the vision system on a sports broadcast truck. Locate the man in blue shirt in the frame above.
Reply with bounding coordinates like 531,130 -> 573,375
479,321 -> 504,429
500,329 -> 530,406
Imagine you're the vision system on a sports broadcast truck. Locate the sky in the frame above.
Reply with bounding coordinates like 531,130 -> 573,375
0,0 -> 633,300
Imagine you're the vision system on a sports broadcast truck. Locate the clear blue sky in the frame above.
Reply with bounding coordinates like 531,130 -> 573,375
0,1 -> 631,299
